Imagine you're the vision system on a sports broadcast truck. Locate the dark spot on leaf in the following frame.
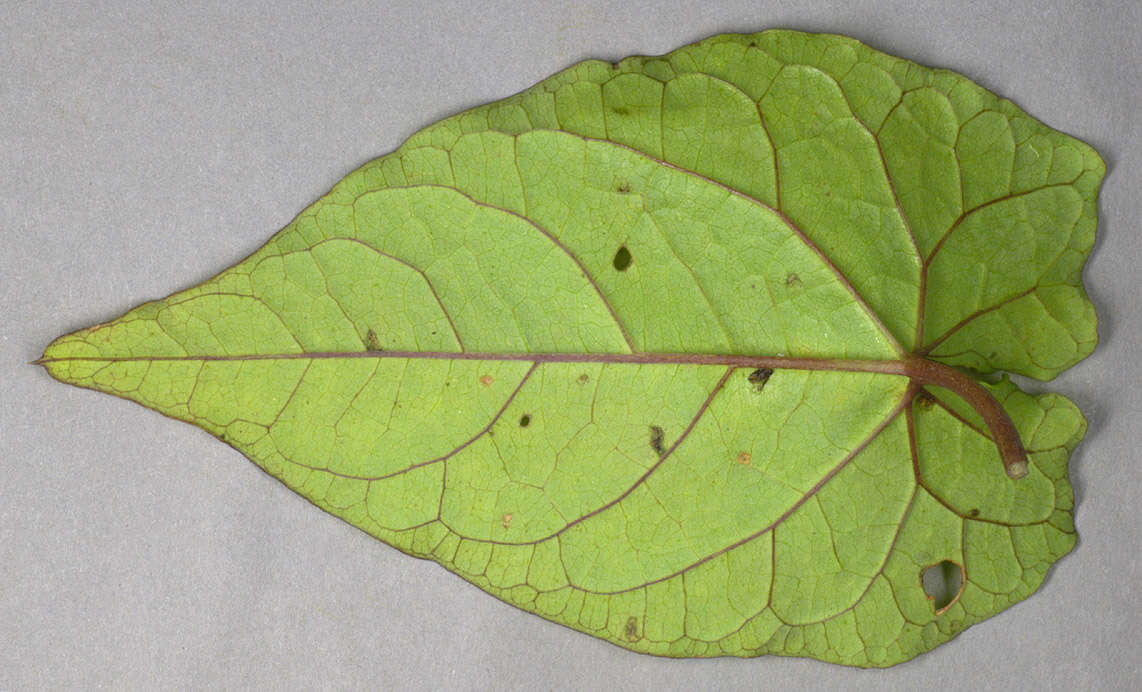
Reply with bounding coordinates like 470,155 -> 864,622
577,373 -> 590,385
747,368 -> 774,393
365,328 -> 383,352
614,180 -> 631,194
968,508 -> 980,518
649,425 -> 665,456
613,246 -> 633,271
612,106 -> 630,116
519,414 -> 531,427
785,272 -> 802,288
915,389 -> 936,410
922,560 -> 964,613
624,616 -> 640,642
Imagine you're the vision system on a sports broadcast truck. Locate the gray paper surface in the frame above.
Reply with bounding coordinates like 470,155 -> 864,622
3,1 -> 1139,689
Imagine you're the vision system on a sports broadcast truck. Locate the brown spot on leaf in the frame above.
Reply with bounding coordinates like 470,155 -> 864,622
915,389 -> 936,410
365,329 -> 383,352
613,245 -> 633,271
479,374 -> 494,387
519,414 -> 531,427
785,272 -> 802,288
968,508 -> 980,518
624,616 -> 640,642
737,451 -> 752,465
577,373 -> 590,385
502,513 -> 513,529
747,368 -> 774,393
615,180 -> 631,194
649,425 -> 665,456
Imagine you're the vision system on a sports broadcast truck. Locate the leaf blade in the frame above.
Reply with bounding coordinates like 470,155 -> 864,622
40,29 -> 1100,666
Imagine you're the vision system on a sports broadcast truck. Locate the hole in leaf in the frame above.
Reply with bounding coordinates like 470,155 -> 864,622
922,560 -> 964,613
613,246 -> 632,271
519,414 -> 531,427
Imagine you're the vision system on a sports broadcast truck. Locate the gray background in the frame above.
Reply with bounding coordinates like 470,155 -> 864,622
3,1 -> 1139,689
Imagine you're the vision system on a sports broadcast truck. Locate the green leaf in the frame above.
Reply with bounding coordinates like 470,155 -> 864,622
38,30 -> 1102,667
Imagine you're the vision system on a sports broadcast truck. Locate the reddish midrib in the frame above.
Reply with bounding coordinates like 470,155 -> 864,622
37,348 -> 1028,479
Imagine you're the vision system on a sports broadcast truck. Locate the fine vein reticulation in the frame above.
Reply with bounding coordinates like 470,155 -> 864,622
40,30 -> 1101,667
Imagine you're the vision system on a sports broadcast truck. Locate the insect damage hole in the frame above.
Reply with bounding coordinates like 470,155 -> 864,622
612,245 -> 633,271
922,560 -> 965,613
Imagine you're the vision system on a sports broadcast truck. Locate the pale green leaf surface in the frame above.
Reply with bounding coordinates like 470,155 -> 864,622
40,30 -> 1101,667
